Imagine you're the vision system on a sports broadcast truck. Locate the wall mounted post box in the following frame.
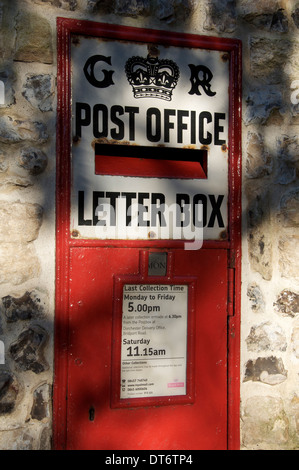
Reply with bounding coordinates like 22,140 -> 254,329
54,18 -> 242,450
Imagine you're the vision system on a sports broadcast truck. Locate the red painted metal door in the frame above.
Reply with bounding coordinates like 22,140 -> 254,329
66,247 -> 228,450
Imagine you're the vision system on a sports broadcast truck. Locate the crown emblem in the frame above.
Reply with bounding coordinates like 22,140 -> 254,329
125,55 -> 180,101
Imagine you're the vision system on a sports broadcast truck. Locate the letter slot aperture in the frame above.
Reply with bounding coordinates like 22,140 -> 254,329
95,143 -> 207,179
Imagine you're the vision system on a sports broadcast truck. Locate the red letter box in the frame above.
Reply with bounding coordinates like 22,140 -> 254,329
54,18 -> 242,450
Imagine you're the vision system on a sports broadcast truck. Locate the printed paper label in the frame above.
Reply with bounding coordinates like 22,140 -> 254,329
120,284 -> 188,399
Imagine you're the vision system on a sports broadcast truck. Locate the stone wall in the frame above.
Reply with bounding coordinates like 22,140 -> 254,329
0,0 -> 298,450
238,0 -> 299,450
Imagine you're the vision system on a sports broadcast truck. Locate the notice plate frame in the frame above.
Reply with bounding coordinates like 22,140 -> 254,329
111,252 -> 196,408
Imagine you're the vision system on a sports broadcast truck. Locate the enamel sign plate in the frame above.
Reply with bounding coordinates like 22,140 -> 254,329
71,35 -> 229,241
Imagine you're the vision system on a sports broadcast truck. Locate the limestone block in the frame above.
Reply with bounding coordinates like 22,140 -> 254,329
0,1 -> 17,61
22,75 -> 54,112
31,0 -> 77,10
246,132 -> 272,178
39,427 -> 51,450
0,151 -> 8,173
289,396 -> 299,439
31,383 -> 50,421
291,322 -> 299,359
250,37 -> 292,82
0,115 -> 48,144
9,326 -> 49,374
239,0 -> 283,17
154,0 -> 197,23
0,243 -> 40,285
274,290 -> 299,317
18,148 -> 48,175
244,86 -> 283,125
244,395 -> 284,421
204,0 -> 236,33
242,396 -> 289,448
292,6 -> 299,28
87,0 -> 115,14
244,356 -> 287,385
277,134 -> 299,161
279,188 -> 299,227
269,10 -> 289,33
246,322 -> 287,352
0,429 -> 34,450
248,229 -> 272,280
1,289 -> 47,323
247,189 -> 272,280
279,236 -> 299,278
0,370 -> 19,415
14,12 -> 53,64
239,1 -> 288,32
0,202 -> 43,243
275,135 -> 299,184
247,282 -> 265,312
275,160 -> 296,185
115,0 -> 150,17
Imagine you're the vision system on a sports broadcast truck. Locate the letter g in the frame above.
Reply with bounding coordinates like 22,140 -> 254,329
83,55 -> 115,88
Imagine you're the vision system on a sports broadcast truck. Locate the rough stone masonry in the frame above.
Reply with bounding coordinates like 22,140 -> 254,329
0,0 -> 299,450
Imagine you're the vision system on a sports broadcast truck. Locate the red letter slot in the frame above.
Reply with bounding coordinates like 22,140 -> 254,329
95,143 -> 207,179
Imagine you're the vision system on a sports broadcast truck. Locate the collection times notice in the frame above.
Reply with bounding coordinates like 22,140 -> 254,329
120,284 -> 188,399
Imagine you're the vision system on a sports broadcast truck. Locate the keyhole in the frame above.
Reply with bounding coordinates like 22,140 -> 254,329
89,406 -> 95,421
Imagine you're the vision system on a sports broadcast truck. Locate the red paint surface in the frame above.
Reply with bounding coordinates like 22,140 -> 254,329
67,248 -> 228,450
